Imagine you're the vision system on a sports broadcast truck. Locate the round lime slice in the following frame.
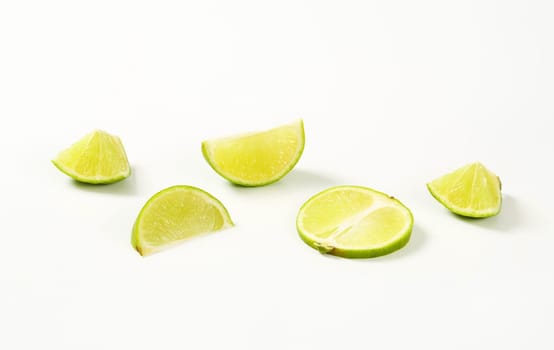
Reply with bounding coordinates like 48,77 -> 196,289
296,185 -> 414,258
427,162 -> 502,218
52,130 -> 130,184
132,185 -> 234,256
201,120 -> 305,186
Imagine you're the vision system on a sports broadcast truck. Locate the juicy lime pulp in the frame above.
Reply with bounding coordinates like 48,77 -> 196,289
296,186 -> 414,258
201,120 -> 305,186
132,185 -> 234,256
427,162 -> 502,218
52,130 -> 130,184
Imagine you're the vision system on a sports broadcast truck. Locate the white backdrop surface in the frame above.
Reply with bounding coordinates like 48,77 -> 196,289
1,1 -> 553,349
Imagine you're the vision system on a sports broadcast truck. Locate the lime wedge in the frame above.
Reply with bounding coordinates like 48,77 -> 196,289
202,120 -> 305,186
296,186 -> 413,258
427,162 -> 502,218
52,130 -> 130,184
132,185 -> 234,256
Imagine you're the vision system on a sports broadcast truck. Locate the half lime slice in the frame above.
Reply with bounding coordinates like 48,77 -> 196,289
296,185 -> 414,258
202,120 -> 305,186
132,185 -> 234,256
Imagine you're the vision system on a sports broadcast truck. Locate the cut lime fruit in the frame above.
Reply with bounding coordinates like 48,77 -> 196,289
52,130 -> 130,184
427,162 -> 502,218
132,185 -> 234,256
296,185 -> 413,258
201,120 -> 305,186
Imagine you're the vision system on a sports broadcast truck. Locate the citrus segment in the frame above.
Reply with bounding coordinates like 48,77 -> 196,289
52,130 -> 130,184
427,162 -> 502,218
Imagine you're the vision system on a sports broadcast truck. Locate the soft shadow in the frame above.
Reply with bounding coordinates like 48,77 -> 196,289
228,168 -> 339,193
453,195 -> 521,232
278,169 -> 340,188
69,167 -> 138,196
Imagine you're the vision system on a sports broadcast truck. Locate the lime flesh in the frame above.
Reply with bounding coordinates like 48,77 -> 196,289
427,162 -> 502,218
132,186 -> 234,256
52,130 -> 130,184
202,120 -> 305,186
296,186 -> 414,258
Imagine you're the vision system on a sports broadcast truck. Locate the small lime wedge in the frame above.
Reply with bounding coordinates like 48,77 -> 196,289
296,186 -> 413,258
427,162 -> 502,218
132,186 -> 234,256
201,120 -> 305,186
52,130 -> 130,184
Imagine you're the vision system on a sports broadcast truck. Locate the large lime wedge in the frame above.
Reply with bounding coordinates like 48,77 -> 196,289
296,186 -> 414,258
132,186 -> 234,256
202,120 -> 305,186
427,162 -> 502,218
52,130 -> 130,184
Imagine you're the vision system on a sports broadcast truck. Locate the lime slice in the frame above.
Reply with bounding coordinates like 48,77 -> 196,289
201,120 -> 305,186
427,162 -> 502,218
132,185 -> 234,256
296,186 -> 414,258
52,130 -> 130,184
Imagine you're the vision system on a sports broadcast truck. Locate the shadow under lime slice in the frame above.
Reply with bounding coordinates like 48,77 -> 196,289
296,185 -> 413,258
132,186 -> 234,256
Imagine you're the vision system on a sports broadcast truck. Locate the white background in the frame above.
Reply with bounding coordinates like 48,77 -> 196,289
1,0 -> 553,349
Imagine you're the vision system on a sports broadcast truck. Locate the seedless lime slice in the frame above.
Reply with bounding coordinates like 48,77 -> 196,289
296,186 -> 413,258
202,120 -> 305,186
132,186 -> 234,256
52,130 -> 130,184
427,162 -> 502,218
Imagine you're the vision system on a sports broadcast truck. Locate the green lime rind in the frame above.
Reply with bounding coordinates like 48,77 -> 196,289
296,185 -> 414,259
297,228 -> 412,259
51,159 -> 130,185
201,120 -> 305,187
132,185 -> 234,256
426,182 -> 501,218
